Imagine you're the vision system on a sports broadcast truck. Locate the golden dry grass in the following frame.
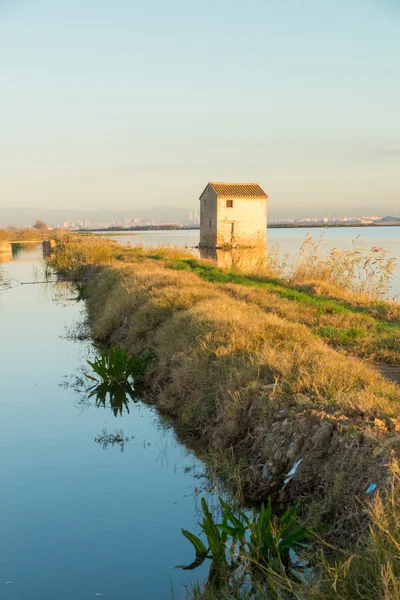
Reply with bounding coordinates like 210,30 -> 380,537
48,235 -> 400,598
71,257 -> 400,540
0,227 -> 55,241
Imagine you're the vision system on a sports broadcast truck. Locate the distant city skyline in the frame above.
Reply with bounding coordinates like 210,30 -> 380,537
0,205 -> 399,230
1,1 -> 399,217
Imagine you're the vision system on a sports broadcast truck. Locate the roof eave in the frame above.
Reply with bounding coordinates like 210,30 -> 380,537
215,194 -> 268,199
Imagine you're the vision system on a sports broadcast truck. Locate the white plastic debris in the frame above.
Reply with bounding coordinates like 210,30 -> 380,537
289,548 -> 309,568
284,459 -> 303,485
5,581 -> 12,585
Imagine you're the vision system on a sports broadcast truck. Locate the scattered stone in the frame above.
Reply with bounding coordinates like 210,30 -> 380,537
286,441 -> 298,461
260,383 -> 276,393
390,418 -> 400,432
310,422 -> 334,448
273,449 -> 284,463
261,464 -> 272,480
278,409 -> 289,418
374,418 -> 387,431
292,393 -> 313,407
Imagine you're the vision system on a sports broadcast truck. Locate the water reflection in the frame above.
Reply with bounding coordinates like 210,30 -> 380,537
199,246 -> 268,272
94,428 -> 134,452
11,243 -> 25,259
88,381 -> 138,416
0,243 -> 217,599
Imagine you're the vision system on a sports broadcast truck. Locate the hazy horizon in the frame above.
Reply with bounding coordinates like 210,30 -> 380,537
1,0 -> 399,219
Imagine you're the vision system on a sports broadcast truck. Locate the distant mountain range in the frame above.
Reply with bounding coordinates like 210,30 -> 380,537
376,216 -> 400,223
0,206 -> 195,227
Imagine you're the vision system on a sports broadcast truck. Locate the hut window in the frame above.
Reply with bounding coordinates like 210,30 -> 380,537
209,220 -> 212,229
226,199 -> 233,208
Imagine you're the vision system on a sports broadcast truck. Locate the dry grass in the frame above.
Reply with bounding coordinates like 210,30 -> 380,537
67,257 -> 400,540
272,233 -> 398,301
0,227 -> 56,241
47,235 -> 400,598
49,235 -> 117,276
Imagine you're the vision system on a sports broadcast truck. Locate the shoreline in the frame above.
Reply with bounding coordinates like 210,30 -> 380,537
47,237 -> 400,539
77,222 -> 400,234
45,234 -> 400,597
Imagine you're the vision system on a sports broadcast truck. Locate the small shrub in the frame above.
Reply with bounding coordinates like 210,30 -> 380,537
87,346 -> 154,385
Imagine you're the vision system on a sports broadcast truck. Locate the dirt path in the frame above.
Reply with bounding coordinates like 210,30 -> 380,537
377,364 -> 400,385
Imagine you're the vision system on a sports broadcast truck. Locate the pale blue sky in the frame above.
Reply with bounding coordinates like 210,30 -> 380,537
0,0 -> 399,218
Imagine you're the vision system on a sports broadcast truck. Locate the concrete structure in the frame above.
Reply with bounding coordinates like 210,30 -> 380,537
199,182 -> 268,248
42,239 -> 56,257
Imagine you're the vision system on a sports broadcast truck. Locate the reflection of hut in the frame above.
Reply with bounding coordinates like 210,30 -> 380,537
199,182 -> 268,248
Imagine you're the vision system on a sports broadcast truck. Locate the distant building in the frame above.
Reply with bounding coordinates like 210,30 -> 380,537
199,182 -> 268,248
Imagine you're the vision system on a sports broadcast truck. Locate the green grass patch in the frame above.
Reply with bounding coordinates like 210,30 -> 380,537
168,258 -> 348,314
316,326 -> 367,346
166,258 -> 400,329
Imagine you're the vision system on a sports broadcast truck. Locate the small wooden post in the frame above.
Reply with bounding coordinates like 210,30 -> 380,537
42,239 -> 56,256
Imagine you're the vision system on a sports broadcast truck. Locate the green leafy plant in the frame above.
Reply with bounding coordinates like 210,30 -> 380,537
177,498 -> 230,587
86,346 -> 154,385
177,496 -> 317,592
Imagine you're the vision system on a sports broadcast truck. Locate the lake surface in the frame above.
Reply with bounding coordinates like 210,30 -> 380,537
0,245 -> 215,599
103,227 -> 400,297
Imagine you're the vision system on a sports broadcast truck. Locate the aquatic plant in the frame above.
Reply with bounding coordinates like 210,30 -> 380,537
178,496 -> 315,592
87,346 -> 154,385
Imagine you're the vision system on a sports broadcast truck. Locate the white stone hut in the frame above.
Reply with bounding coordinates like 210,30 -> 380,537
199,182 -> 268,248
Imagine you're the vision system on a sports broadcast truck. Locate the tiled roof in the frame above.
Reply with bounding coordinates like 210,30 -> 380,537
201,182 -> 268,199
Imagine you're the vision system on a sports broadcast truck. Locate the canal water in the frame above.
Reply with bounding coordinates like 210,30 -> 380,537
103,227 -> 400,297
0,245 -> 213,599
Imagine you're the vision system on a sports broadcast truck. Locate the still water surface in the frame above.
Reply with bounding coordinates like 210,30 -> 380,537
104,227 -> 400,296
0,245 -> 213,599
1,230 -> 397,597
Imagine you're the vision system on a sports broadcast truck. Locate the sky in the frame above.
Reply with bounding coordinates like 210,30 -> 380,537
0,0 -> 399,219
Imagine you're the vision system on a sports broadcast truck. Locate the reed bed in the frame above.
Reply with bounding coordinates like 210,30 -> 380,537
0,227 -> 56,241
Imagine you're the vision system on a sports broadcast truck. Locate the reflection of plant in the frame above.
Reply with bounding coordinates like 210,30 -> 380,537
180,498 -> 230,587
94,428 -> 134,452
178,497 -> 317,593
87,346 -> 154,385
88,382 -> 137,416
